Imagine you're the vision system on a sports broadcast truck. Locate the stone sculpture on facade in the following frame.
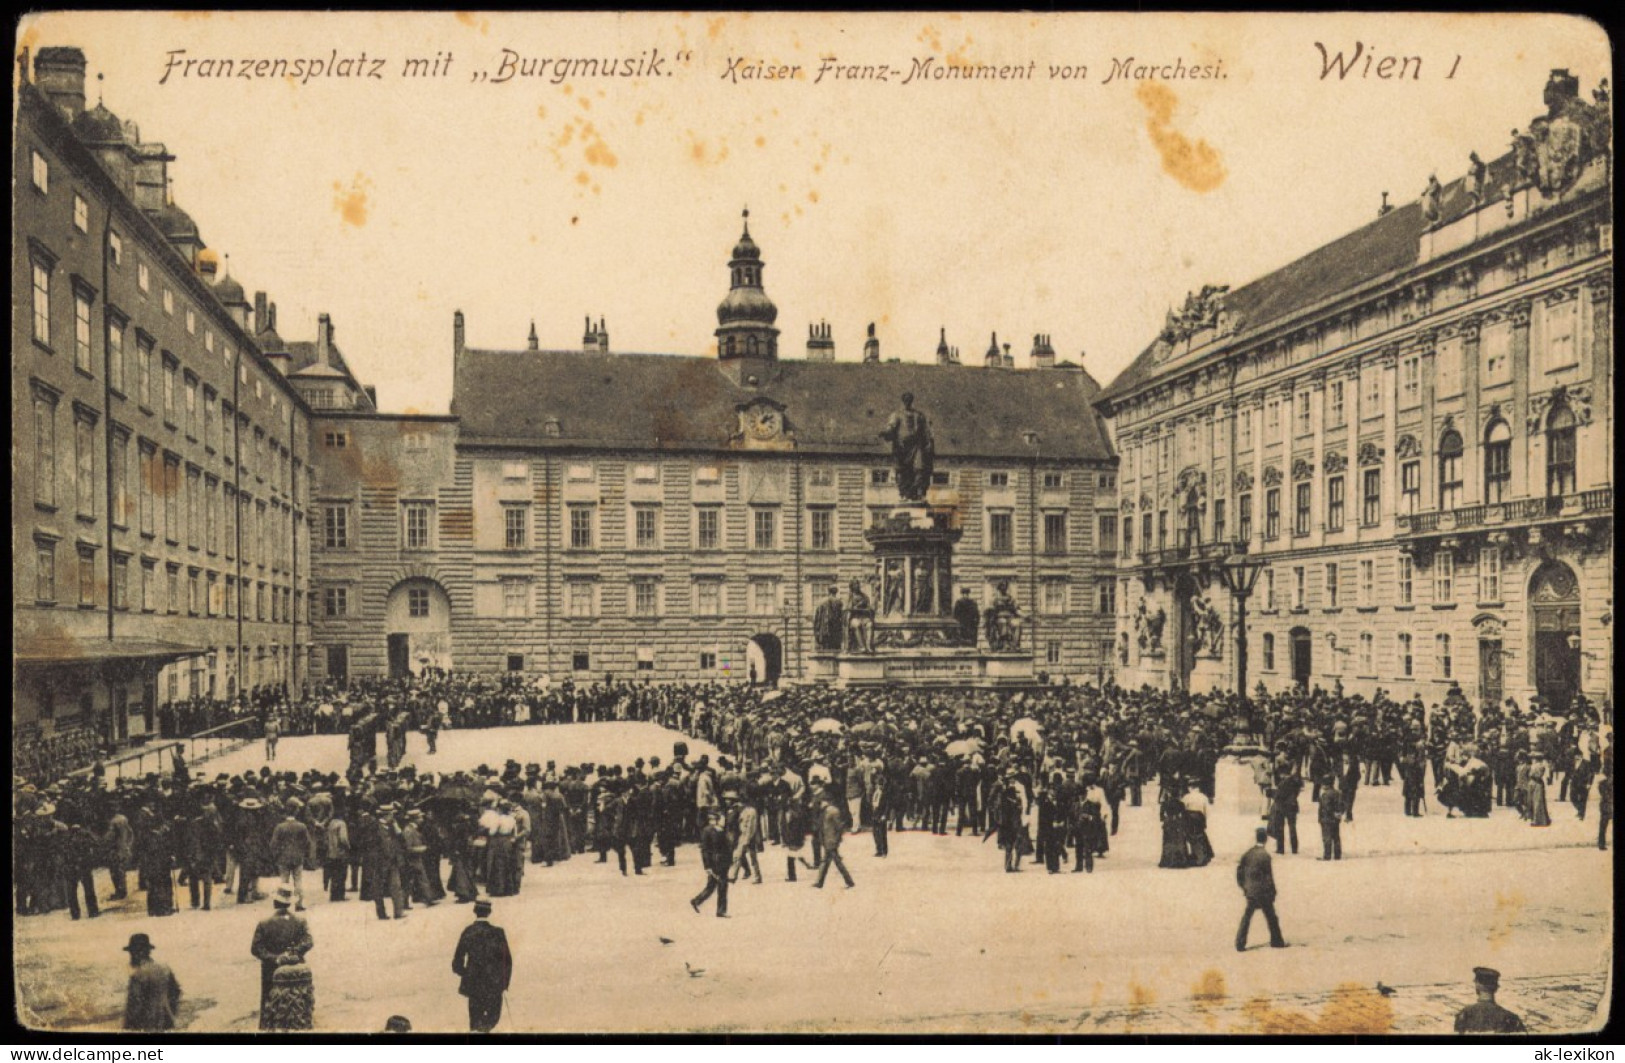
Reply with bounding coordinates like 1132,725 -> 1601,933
845,579 -> 876,654
984,581 -> 1023,651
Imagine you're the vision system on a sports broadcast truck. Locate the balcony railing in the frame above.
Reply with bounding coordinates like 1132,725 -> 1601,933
1398,487 -> 1612,536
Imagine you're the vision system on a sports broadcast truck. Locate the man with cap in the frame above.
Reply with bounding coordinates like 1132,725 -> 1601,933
690,809 -> 732,917
451,895 -> 513,1032
123,933 -> 182,1032
1454,967 -> 1528,1033
250,886 -> 314,1018
1235,826 -> 1288,952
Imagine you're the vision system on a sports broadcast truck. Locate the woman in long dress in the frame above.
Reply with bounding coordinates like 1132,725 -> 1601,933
1182,783 -> 1214,867
1158,783 -> 1190,868
1527,756 -> 1552,827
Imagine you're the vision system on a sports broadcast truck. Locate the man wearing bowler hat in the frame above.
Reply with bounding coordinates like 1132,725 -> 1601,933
123,933 -> 182,1032
250,886 -> 313,1022
452,895 -> 512,1032
1235,826 -> 1288,951
1454,967 -> 1528,1033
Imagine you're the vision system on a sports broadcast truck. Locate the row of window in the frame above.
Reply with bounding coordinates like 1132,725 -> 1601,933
32,537 -> 297,620
1257,630 -> 1457,681
486,458 -> 1111,493
1246,551 -> 1502,611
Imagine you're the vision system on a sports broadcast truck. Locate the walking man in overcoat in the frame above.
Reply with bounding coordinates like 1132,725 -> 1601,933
123,933 -> 182,1032
451,896 -> 513,1032
1235,826 -> 1288,952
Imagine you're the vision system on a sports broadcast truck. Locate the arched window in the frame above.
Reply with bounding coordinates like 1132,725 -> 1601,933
1546,405 -> 1576,497
746,336 -> 760,357
1438,429 -> 1464,510
1483,420 -> 1512,504
723,337 -> 736,358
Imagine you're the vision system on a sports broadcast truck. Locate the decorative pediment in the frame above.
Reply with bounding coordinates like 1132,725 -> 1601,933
1120,496 -> 1136,514
1160,284 -> 1231,346
1471,612 -> 1506,641
1174,465 -> 1208,503
1292,458 -> 1315,481
1262,465 -> 1283,487
1139,492 -> 1154,510
1396,434 -> 1423,459
1234,469 -> 1255,493
1357,441 -> 1385,467
1323,451 -> 1348,475
1527,383 -> 1593,432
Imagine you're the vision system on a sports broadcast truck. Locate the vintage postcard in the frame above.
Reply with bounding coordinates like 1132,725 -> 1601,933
11,10 -> 1614,1037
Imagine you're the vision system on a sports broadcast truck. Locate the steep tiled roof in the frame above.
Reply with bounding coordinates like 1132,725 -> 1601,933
1099,154 -> 1523,405
454,348 -> 1114,462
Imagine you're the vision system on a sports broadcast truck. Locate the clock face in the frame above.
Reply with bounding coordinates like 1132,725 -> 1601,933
745,408 -> 783,440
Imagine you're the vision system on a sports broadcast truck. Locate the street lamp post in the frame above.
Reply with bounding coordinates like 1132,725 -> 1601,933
1218,546 -> 1266,741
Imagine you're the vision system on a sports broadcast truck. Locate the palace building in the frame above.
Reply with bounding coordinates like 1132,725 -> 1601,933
1095,71 -> 1613,713
304,214 -> 1121,685
13,48 -> 324,741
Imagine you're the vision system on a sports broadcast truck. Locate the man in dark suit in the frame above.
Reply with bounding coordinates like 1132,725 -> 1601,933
452,896 -> 513,1032
250,888 -> 313,1022
1235,827 -> 1287,952
1454,967 -> 1527,1033
690,810 -> 732,917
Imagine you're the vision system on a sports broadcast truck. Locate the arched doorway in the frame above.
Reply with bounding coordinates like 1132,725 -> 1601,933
1529,561 -> 1581,713
746,633 -> 783,686
1172,575 -> 1200,692
1289,627 -> 1313,690
385,578 -> 452,678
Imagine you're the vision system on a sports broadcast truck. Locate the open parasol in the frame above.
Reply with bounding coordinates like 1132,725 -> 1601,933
1010,718 -> 1043,743
811,718 -> 844,734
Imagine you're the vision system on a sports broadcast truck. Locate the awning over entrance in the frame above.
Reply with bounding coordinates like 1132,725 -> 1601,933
14,635 -> 211,668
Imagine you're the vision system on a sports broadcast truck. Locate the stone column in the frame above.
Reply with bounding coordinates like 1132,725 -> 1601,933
1509,300 -> 1533,491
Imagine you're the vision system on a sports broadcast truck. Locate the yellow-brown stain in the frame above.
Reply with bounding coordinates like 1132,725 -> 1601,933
1489,889 -> 1527,949
807,190 -> 819,204
18,23 -> 43,55
454,12 -> 490,34
706,16 -> 727,40
577,95 -> 591,110
755,136 -> 767,148
1136,83 -> 1226,193
1237,983 -> 1394,1035
583,128 -> 618,169
332,173 -> 372,227
536,106 -> 547,119
687,133 -> 729,167
575,171 -> 590,186
1192,969 -> 1227,1032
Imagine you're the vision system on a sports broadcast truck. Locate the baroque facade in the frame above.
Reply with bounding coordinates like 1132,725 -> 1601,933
13,48 -> 317,740
306,216 -> 1120,685
1096,71 -> 1613,714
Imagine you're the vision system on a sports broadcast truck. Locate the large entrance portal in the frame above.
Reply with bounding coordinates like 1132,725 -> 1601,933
1290,627 -> 1313,690
1530,561 -> 1581,713
746,633 -> 783,686
1172,576 -> 1199,692
385,578 -> 453,678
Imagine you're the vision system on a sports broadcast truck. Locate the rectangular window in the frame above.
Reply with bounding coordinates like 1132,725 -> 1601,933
33,258 -> 54,347
1265,488 -> 1281,540
636,647 -> 655,672
185,308 -> 196,335
989,511 -> 1014,553
1238,494 -> 1253,543
808,467 -> 835,487
1296,391 -> 1312,435
567,581 -> 595,618
1479,548 -> 1501,602
1398,554 -> 1414,605
1325,563 -> 1340,608
323,586 -> 349,617
137,336 -> 153,407
1264,568 -> 1276,611
750,579 -> 780,616
1239,412 -> 1254,450
1046,641 -> 1063,667
1042,472 -> 1064,490
1141,513 -> 1153,553
1482,325 -> 1512,386
1043,511 -> 1068,554
168,566 -> 180,615
1097,580 -> 1117,614
1485,437 -> 1511,504
695,507 -> 720,550
108,319 -> 125,394
323,505 -> 349,549
79,548 -> 97,608
1358,559 -> 1375,606
502,504 -> 527,550
573,651 -> 592,672
108,231 -> 122,267
31,149 -> 49,191
1041,580 -> 1068,616
632,464 -> 658,483
507,654 -> 525,673
205,478 -> 218,554
1361,468 -> 1382,526
1437,634 -> 1453,679
404,502 -> 433,549
1329,381 -> 1346,427
810,507 -> 834,551
1122,513 -> 1133,556
634,506 -> 659,550
988,471 -> 1010,488
110,431 -> 130,527
1157,510 -> 1168,549
138,261 -> 150,293
1263,633 -> 1276,671
74,289 -> 93,374
202,387 -> 216,449
695,580 -> 721,617
1212,498 -> 1227,543
1399,633 -> 1413,677
503,579 -> 528,618
408,587 -> 431,618
1294,482 -> 1311,536
185,467 -> 200,548
34,391 -> 59,509
1293,567 -> 1306,610
1266,401 -> 1280,433
1545,301 -> 1578,370
1098,514 -> 1118,553
1326,475 -> 1345,532
1400,356 -> 1421,406
752,508 -> 777,550
632,580 -> 659,617
162,288 -> 174,316
141,561 -> 155,612
1401,461 -> 1421,515
569,505 -> 595,549
699,651 -> 717,671
163,358 -> 177,423
324,431 -> 348,449
36,541 -> 56,603
1435,551 -> 1454,603
163,457 -> 180,543
113,554 -> 130,610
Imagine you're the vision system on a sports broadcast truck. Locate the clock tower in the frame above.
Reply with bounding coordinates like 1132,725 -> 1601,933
715,208 -> 780,386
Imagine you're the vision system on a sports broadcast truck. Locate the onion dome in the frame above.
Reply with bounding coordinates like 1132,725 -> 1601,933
150,201 -> 200,241
71,101 -> 127,146
716,209 -> 777,327
214,270 -> 246,305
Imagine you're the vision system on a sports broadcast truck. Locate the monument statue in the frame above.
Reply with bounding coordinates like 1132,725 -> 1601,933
812,586 -> 845,651
879,392 -> 935,503
845,579 -> 876,654
985,580 -> 1022,651
952,587 -> 980,645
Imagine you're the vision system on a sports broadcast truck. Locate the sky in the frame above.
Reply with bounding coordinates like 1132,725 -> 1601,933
16,12 -> 1611,413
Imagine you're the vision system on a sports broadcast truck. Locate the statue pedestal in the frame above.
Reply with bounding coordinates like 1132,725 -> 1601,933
803,504 -> 1035,688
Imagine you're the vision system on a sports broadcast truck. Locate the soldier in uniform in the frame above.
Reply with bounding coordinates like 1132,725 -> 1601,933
1454,967 -> 1528,1033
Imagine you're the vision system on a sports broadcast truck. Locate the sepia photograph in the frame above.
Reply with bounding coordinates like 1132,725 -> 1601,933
10,10 -> 1614,1038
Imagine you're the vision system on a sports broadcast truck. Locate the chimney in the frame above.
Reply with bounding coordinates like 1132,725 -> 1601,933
454,310 -> 466,354
597,317 -> 609,354
316,313 -> 332,367
582,315 -> 596,352
254,292 -> 270,334
133,144 -> 173,212
527,320 -> 539,351
862,322 -> 880,364
984,332 -> 1002,368
1002,343 -> 1014,369
268,303 -> 278,335
34,47 -> 87,120
1031,333 -> 1055,369
806,321 -> 835,362
936,327 -> 952,366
